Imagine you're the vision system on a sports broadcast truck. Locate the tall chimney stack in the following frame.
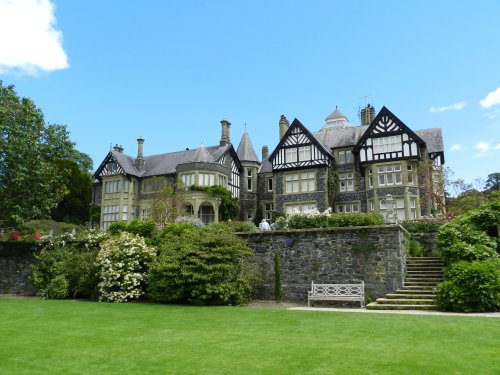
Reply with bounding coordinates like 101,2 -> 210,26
113,144 -> 124,153
220,119 -> 231,146
136,136 -> 144,170
262,145 -> 269,160
279,115 -> 289,139
360,104 -> 376,126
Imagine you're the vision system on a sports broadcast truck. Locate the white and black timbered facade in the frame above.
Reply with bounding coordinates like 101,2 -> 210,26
353,107 -> 424,165
268,119 -> 333,214
270,119 -> 332,171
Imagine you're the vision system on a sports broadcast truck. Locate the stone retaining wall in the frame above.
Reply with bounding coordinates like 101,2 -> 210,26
239,225 -> 408,302
0,242 -> 39,295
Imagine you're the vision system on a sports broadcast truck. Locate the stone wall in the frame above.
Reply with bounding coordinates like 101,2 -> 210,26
411,233 -> 438,256
239,225 -> 407,302
0,242 -> 39,295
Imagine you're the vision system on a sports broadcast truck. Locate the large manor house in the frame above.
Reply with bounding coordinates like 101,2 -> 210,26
93,105 -> 445,229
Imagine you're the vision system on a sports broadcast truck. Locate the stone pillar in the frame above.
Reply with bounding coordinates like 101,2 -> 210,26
220,119 -> 231,146
136,136 -> 144,170
279,115 -> 289,139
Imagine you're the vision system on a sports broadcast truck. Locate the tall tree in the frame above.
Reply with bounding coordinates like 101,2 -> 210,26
0,82 -> 92,225
485,173 -> 500,192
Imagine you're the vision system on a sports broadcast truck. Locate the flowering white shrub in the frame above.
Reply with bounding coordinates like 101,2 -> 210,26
174,216 -> 203,227
97,232 -> 156,302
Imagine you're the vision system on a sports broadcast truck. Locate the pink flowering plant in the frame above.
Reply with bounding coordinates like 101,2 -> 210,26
97,232 -> 156,302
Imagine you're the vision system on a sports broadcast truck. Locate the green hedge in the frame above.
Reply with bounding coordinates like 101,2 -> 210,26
435,259 -> 500,312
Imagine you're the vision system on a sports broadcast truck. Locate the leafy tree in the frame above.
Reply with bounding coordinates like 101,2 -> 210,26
0,82 -> 91,225
147,223 -> 258,305
150,177 -> 187,228
485,172 -> 500,192
51,160 -> 92,224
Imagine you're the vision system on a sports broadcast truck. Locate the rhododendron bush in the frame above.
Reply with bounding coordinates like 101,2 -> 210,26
97,232 -> 156,302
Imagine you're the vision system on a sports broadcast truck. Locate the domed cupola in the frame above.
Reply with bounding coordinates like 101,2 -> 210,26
319,106 -> 352,131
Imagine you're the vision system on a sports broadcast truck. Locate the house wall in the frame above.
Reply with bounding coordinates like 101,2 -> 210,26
239,225 -> 407,302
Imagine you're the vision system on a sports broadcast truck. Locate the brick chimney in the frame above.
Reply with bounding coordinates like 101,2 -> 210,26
262,145 -> 269,160
220,119 -> 231,146
135,136 -> 144,170
279,115 -> 289,139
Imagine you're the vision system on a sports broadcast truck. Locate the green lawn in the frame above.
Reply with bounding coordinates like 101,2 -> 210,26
1,299 -> 499,375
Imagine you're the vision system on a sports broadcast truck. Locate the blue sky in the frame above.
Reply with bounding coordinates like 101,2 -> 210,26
1,0 -> 499,186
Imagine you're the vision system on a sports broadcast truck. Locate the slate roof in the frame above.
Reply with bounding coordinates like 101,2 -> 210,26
237,131 -> 260,163
415,128 -> 444,154
97,144 -> 231,179
314,126 -> 369,149
258,157 -> 273,174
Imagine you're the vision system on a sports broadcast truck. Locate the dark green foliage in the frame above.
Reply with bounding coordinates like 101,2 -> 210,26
435,259 -> 500,312
225,220 -> 257,232
401,218 -> 447,233
45,275 -> 69,300
126,220 -> 157,238
408,239 -> 425,257
51,160 -> 92,224
273,252 -> 283,302
147,223 -> 258,305
286,212 -> 384,230
466,199 -> 500,238
107,220 -> 157,242
0,82 -> 92,225
107,221 -> 128,235
31,234 -> 103,299
437,220 -> 497,263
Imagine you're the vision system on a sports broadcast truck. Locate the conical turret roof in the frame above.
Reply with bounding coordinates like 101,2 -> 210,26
237,131 -> 259,162
193,144 -> 215,163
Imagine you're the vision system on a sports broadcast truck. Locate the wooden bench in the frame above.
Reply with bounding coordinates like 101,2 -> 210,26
308,281 -> 365,308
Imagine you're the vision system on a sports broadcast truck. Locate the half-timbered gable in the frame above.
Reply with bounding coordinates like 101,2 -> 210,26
353,107 -> 425,164
269,118 -> 332,170
94,151 -> 138,180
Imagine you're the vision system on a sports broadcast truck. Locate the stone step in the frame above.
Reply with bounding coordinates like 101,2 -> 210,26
406,265 -> 444,270
401,285 -> 437,291
406,263 -> 444,268
386,293 -> 435,299
406,271 -> 444,276
375,298 -> 435,305
394,289 -> 435,295
366,303 -> 437,311
405,277 -> 444,283
404,281 -> 441,287
406,261 -> 444,267
405,275 -> 443,280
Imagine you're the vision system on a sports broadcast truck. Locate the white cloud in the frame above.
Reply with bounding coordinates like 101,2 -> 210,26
0,0 -> 68,75
480,87 -> 500,108
449,144 -> 463,152
476,142 -> 490,153
494,143 -> 500,150
429,101 -> 467,113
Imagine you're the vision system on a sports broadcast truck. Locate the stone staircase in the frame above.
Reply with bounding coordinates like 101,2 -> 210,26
366,257 -> 444,310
